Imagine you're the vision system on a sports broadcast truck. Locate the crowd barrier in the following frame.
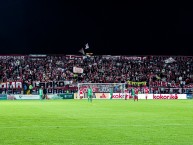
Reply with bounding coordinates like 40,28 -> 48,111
0,93 -> 192,100
5,93 -> 74,100
75,93 -> 191,100
47,94 -> 74,99
138,94 -> 187,99
0,94 -> 7,100
7,95 -> 40,100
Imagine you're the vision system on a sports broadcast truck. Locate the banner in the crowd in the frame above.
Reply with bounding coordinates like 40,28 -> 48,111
149,81 -> 174,87
29,54 -> 47,58
102,55 -> 121,60
47,87 -> 77,94
152,56 -> 193,61
0,81 -> 22,89
0,94 -> 7,100
79,84 -> 124,94
73,67 -> 83,73
64,55 -> 83,60
0,89 -> 22,95
128,81 -> 146,86
46,55 -> 83,60
29,54 -> 47,60
121,56 -> 147,61
85,55 -> 147,60
0,55 -> 26,60
33,81 -> 73,88
138,94 -> 187,99
7,95 -> 40,100
79,85 -> 103,93
149,81 -> 193,88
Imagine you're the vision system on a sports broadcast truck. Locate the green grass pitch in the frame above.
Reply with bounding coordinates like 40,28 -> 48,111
0,100 -> 193,145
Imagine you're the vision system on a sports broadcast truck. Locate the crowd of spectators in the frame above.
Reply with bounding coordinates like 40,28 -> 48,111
0,55 -> 193,90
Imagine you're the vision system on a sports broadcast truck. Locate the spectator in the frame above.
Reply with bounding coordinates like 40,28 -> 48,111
43,87 -> 48,99
23,83 -> 28,94
29,84 -> 33,94
0,55 -> 192,94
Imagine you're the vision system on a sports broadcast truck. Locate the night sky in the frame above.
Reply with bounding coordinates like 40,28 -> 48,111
0,1 -> 193,55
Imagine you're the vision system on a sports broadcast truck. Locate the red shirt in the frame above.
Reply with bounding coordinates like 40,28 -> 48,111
144,88 -> 149,93
134,88 -> 139,94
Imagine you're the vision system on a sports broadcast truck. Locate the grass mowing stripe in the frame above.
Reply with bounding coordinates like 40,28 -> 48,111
0,124 -> 193,129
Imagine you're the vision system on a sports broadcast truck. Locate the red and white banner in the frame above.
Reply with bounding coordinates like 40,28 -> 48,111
73,67 -> 83,73
95,93 -> 110,99
138,94 -> 187,100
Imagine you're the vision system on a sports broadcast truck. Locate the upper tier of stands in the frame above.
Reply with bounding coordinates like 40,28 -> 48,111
0,55 -> 192,88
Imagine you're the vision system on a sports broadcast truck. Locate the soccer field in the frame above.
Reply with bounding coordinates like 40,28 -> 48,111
0,100 -> 193,145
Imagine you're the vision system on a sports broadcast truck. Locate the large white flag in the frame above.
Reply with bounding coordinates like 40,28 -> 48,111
165,57 -> 176,63
79,48 -> 85,55
85,43 -> 89,49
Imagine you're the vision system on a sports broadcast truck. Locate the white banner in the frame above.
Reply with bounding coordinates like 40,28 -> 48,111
7,95 -> 40,100
95,93 -> 110,99
138,94 -> 187,99
66,55 -> 83,60
0,55 -> 25,60
121,56 -> 145,60
112,93 -> 125,99
0,81 -> 22,89
29,54 -> 47,57
73,67 -> 83,73
102,55 -> 121,60
111,93 -> 133,99
77,92 -> 133,99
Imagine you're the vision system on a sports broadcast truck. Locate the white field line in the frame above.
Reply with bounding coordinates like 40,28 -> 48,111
0,124 -> 193,129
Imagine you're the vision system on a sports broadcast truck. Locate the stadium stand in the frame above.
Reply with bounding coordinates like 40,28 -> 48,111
0,55 -> 192,94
